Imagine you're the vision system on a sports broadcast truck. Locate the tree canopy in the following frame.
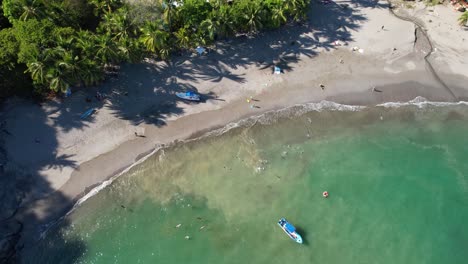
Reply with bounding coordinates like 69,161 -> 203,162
0,0 -> 310,99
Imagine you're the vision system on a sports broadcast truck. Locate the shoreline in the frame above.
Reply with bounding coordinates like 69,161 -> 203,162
24,96 -> 468,241
1,0 -> 468,260
15,80 -> 468,249
25,96 -> 468,238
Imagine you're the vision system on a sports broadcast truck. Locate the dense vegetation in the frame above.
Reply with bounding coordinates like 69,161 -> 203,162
0,0 -> 310,99
459,11 -> 468,26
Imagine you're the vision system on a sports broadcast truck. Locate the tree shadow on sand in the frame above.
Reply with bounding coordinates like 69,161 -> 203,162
0,104 -> 85,263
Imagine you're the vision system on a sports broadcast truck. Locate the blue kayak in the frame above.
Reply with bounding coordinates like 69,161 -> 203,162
80,108 -> 96,119
176,91 -> 200,101
278,218 -> 303,244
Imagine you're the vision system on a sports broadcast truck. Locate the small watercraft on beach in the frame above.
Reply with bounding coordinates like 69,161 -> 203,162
277,218 -> 303,244
80,108 -> 96,119
176,91 -> 200,101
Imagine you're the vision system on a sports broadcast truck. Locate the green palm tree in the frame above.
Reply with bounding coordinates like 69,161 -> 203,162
174,27 -> 191,49
200,18 -> 219,42
47,70 -> 69,92
271,5 -> 287,28
99,8 -> 133,42
95,34 -> 119,64
459,11 -> 468,26
74,30 -> 97,56
284,0 -> 309,21
244,3 -> 264,32
41,46 -> 80,87
26,61 -> 46,84
162,0 -> 177,32
90,0 -> 122,14
117,37 -> 143,62
215,4 -> 234,38
140,21 -> 171,59
113,10 -> 133,41
43,60 -> 70,92
79,60 -> 104,86
58,50 -> 81,84
140,21 -> 160,53
19,0 -> 44,21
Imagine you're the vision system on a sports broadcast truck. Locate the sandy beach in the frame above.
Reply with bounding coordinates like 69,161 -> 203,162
1,0 -> 468,259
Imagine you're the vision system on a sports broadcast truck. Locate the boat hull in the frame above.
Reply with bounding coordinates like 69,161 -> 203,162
278,218 -> 303,244
176,92 -> 200,101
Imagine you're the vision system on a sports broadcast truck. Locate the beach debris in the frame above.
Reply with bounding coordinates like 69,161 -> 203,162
333,40 -> 344,46
323,191 -> 329,198
339,58 -> 344,64
196,46 -> 206,56
185,235 -> 190,240
380,116 -> 384,121
95,91 -> 103,101
351,46 -> 364,53
274,66 -> 282,75
199,226 -> 205,230
319,83 -> 325,90
176,224 -> 182,228
64,87 -> 72,97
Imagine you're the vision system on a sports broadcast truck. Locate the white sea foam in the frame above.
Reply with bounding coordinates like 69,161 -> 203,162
377,96 -> 468,108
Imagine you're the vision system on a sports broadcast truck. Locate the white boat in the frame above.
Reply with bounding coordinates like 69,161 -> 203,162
176,91 -> 200,101
277,218 -> 303,244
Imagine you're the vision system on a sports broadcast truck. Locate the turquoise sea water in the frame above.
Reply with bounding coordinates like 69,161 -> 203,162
25,103 -> 468,264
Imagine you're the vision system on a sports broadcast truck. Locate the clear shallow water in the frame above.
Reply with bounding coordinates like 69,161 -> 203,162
26,103 -> 468,264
